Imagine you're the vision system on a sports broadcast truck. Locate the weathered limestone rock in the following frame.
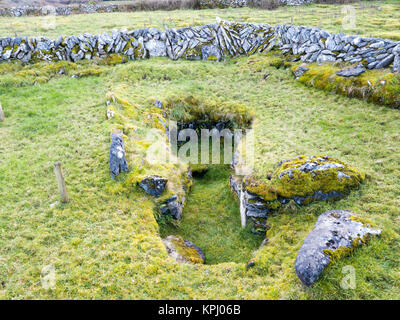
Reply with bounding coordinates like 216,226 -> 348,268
144,39 -> 167,58
336,66 -> 366,77
139,175 -> 167,197
393,55 -> 400,73
109,132 -> 129,179
162,235 -> 205,264
230,176 -> 269,219
295,210 -> 381,286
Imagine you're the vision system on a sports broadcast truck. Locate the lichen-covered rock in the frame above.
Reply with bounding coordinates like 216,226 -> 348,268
162,235 -> 205,264
244,155 -> 365,207
109,132 -> 129,179
139,175 -> 167,197
295,210 -> 381,286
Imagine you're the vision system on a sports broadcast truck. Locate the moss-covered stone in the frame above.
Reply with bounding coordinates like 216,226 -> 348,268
162,235 -> 205,264
244,155 -> 365,207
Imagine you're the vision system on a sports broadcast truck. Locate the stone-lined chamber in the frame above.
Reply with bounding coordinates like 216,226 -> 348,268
1,19 -> 399,72
230,155 -> 365,233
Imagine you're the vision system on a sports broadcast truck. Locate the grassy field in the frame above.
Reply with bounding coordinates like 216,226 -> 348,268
1,2 -> 400,299
1,1 -> 400,40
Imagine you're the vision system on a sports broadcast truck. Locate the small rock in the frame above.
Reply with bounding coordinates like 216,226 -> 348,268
144,39 -> 166,58
159,195 -> 183,220
292,65 -> 309,79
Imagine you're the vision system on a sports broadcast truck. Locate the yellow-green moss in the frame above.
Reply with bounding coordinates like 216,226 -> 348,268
101,54 -> 128,66
274,155 -> 365,198
323,235 -> 369,264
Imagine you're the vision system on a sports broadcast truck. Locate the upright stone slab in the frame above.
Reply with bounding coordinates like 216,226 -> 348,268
109,132 -> 129,179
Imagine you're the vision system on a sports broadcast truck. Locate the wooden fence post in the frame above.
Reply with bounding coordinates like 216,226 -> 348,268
0,102 -> 5,122
54,162 -> 69,203
240,184 -> 246,228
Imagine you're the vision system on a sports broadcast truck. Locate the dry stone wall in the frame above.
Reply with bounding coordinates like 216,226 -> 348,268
1,19 -> 399,72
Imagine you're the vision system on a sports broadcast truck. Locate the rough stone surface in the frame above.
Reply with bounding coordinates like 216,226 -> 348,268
336,66 -> 366,77
159,195 -> 184,220
162,235 -> 205,264
273,155 -> 365,205
139,175 -> 167,197
144,39 -> 167,58
295,210 -> 381,286
109,132 -> 129,179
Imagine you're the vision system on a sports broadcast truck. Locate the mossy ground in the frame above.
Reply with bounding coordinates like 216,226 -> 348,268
1,4 -> 400,299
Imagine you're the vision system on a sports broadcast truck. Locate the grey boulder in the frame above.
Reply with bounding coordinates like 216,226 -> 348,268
159,194 -> 183,220
295,210 -> 381,287
139,175 -> 167,197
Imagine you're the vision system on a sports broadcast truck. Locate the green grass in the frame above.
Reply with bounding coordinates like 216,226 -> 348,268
1,1 -> 400,40
1,4 -> 400,299
160,165 -> 264,265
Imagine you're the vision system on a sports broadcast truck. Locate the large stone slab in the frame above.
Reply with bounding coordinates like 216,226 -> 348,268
295,210 -> 381,286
